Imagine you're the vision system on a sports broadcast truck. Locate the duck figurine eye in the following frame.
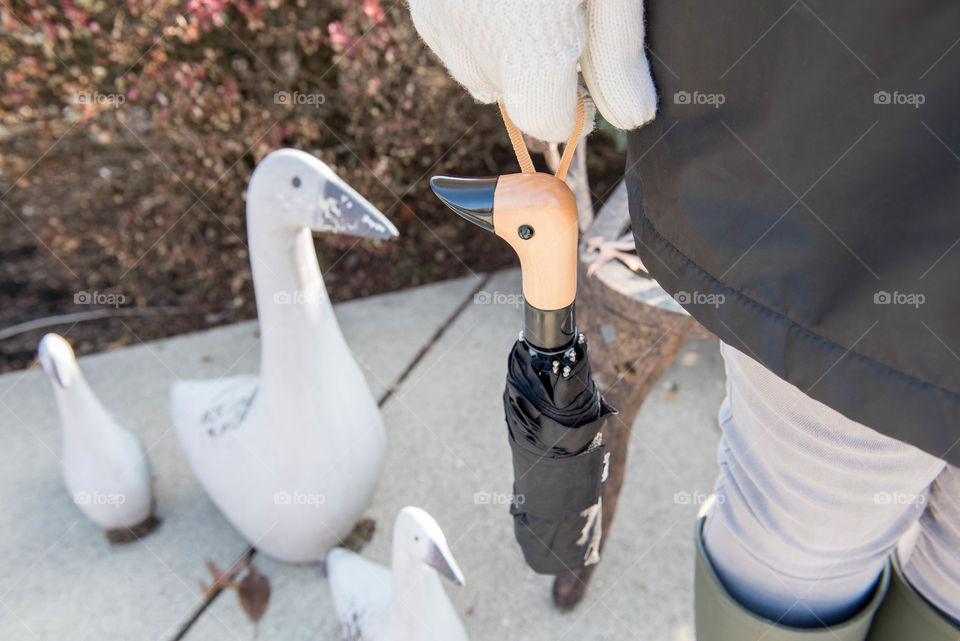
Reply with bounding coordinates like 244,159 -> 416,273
291,176 -> 301,188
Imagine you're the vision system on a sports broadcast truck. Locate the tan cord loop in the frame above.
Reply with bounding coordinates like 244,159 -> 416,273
498,100 -> 535,174
555,93 -> 585,182
498,91 -> 586,181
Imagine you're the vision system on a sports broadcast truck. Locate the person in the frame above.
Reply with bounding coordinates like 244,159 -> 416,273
406,1 -> 960,639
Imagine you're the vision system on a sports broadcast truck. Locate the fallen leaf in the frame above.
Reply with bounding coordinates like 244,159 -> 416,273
237,565 -> 271,623
342,518 -> 376,552
201,554 -> 248,597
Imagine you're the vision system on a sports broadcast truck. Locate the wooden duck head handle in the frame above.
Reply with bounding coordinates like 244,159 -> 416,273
431,172 -> 579,351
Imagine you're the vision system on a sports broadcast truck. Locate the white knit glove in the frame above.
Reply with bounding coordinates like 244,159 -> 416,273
408,0 -> 658,143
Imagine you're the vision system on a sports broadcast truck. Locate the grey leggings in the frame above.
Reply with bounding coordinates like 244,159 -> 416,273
703,343 -> 960,628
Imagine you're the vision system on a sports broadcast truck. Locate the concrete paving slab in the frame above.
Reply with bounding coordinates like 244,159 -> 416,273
0,331 -> 252,641
0,274 -> 480,641
335,275 -> 484,401
187,269 -> 726,640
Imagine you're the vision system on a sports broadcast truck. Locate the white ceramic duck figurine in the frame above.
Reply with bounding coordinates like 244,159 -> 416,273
327,506 -> 469,641
38,333 -> 156,542
171,148 -> 397,563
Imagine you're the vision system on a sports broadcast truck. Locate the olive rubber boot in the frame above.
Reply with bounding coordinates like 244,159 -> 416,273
865,553 -> 960,641
695,499 -> 890,640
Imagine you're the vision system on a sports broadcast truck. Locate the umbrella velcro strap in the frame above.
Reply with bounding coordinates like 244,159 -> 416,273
509,441 -> 607,518
508,440 -> 607,574
503,336 -> 614,573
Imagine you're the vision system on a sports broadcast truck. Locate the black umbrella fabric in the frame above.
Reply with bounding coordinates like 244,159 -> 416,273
505,335 -> 615,574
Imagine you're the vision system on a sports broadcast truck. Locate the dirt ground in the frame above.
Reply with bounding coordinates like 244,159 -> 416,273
0,119 -> 626,372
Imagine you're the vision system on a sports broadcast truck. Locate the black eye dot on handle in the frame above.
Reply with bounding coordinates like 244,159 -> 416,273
518,225 -> 534,240
292,176 -> 301,188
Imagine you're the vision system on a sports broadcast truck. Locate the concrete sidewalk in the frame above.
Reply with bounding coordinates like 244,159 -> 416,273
0,269 -> 724,641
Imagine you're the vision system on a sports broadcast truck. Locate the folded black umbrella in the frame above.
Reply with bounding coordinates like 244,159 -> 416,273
431,161 -> 617,574
504,336 -> 615,574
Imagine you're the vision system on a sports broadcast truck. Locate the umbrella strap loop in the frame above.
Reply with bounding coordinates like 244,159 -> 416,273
509,435 -> 608,518
497,90 -> 586,182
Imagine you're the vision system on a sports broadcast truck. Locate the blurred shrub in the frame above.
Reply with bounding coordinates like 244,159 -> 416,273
0,1 -> 625,369
0,0 -> 507,303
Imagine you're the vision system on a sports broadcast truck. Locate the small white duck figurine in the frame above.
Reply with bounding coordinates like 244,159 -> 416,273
38,333 -> 157,542
327,506 -> 469,641
171,148 -> 397,563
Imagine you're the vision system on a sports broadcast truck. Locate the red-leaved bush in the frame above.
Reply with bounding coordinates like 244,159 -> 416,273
0,0 -> 624,369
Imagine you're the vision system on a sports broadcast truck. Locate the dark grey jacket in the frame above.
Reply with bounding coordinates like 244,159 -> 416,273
628,0 -> 960,465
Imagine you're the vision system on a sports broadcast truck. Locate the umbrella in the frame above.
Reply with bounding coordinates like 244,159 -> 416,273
430,107 -> 616,573
502,334 -> 615,573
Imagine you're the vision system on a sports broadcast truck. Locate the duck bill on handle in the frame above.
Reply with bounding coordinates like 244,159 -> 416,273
312,173 -> 399,240
430,172 -> 580,352
429,175 -> 496,231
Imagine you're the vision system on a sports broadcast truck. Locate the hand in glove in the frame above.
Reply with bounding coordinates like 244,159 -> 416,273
408,0 -> 658,143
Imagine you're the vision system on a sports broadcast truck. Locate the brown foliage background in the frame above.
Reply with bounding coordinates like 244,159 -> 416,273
0,0 -> 625,371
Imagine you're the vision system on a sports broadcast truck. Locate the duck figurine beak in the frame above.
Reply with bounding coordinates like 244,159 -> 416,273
313,174 -> 399,241
424,537 -> 466,586
430,172 -> 580,351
